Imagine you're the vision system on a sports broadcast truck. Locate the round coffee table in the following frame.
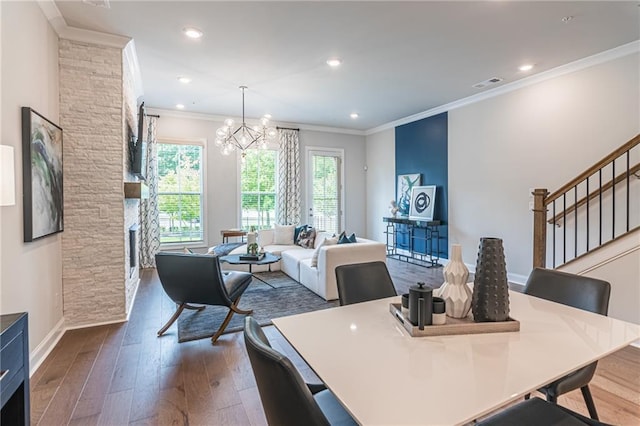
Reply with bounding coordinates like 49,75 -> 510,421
219,252 -> 281,287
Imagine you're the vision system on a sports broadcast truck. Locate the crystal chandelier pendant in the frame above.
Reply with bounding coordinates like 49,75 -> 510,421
215,86 -> 276,158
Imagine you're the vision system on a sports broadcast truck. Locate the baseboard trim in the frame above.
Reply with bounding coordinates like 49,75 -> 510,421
30,317 -> 66,377
29,276 -> 147,377
126,277 -> 141,321
65,317 -> 127,331
30,317 -> 127,377
575,245 -> 640,276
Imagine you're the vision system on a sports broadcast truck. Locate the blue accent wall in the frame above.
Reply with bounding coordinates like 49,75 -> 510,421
395,112 -> 448,258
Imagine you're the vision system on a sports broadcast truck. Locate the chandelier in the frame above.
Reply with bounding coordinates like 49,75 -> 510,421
215,86 -> 277,160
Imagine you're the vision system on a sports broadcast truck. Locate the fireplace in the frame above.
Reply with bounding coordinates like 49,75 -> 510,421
129,224 -> 139,275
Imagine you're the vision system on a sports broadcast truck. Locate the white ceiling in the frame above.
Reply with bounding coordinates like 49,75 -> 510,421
55,1 -> 639,131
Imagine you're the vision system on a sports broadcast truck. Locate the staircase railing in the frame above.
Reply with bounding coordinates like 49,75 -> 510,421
533,134 -> 640,268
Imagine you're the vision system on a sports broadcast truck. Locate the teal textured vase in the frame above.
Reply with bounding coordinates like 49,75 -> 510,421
471,237 -> 510,322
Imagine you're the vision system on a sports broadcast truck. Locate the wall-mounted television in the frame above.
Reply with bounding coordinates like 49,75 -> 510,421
130,102 -> 147,180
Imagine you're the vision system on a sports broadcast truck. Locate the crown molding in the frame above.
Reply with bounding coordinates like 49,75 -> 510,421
37,0 -> 130,48
38,0 -> 142,98
147,108 -> 367,136
365,40 -> 640,136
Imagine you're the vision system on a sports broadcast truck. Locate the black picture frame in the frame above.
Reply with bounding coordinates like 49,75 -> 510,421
21,107 -> 64,242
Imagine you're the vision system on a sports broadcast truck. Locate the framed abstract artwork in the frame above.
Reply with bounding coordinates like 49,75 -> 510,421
397,173 -> 421,216
22,107 -> 64,242
409,185 -> 436,221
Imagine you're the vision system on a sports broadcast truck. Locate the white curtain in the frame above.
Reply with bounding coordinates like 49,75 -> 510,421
140,116 -> 161,268
277,129 -> 301,225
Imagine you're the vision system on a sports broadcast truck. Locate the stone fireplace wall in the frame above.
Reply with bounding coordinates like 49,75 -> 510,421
59,38 -> 133,326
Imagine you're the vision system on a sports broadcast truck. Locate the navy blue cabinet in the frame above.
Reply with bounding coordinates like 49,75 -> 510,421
1,313 -> 30,426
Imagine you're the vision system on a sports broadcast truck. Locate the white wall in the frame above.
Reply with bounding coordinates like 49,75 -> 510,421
366,53 -> 639,282
0,1 -> 63,358
150,112 -> 368,246
559,229 -> 640,324
299,130 -> 367,237
365,128 -> 395,243
448,53 -> 639,279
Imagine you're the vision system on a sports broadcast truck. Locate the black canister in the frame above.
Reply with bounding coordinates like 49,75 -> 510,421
401,293 -> 409,317
409,282 -> 433,330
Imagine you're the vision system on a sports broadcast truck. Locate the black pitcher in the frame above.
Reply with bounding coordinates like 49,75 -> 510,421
409,282 -> 433,330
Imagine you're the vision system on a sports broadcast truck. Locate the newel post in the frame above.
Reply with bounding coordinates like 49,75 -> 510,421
532,188 -> 549,268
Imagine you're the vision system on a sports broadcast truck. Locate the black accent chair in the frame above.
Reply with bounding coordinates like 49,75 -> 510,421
335,261 -> 397,306
477,397 -> 611,426
243,317 -> 356,426
523,268 -> 611,420
155,252 -> 253,343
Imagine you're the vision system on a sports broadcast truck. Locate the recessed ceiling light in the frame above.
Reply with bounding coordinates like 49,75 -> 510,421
326,58 -> 342,67
177,76 -> 191,84
350,113 -> 359,119
176,104 -> 185,109
561,16 -> 574,23
183,27 -> 203,39
519,64 -> 534,72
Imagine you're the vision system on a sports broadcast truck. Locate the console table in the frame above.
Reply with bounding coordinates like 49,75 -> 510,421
1,312 -> 30,426
220,229 -> 247,243
383,216 -> 443,267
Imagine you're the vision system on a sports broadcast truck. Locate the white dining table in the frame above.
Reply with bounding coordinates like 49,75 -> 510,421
272,291 -> 640,426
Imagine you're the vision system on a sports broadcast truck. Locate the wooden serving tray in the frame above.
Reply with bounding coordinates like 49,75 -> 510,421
389,303 -> 520,337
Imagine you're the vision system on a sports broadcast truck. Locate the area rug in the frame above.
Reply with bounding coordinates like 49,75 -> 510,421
177,271 -> 339,343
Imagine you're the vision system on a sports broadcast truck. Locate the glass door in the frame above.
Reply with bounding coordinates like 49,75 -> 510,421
307,149 -> 343,234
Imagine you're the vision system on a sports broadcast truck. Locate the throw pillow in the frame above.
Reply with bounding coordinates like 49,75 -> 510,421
296,227 -> 316,249
294,224 -> 308,242
338,234 -> 352,244
348,233 -> 357,243
183,247 -> 194,254
311,236 -> 338,267
274,224 -> 296,245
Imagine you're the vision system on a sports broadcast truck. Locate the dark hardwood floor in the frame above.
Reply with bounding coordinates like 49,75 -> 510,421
30,259 -> 640,425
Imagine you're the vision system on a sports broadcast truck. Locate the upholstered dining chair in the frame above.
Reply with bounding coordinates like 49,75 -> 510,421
523,267 -> 611,420
477,397 -> 611,426
155,251 -> 253,343
243,317 -> 356,426
335,261 -> 397,306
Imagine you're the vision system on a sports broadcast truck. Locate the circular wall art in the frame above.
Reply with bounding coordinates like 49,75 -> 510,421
409,185 -> 436,221
413,191 -> 431,213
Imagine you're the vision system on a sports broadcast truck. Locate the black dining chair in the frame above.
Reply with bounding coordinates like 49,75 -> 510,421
476,397 -> 611,426
155,251 -> 253,343
335,261 -> 397,306
243,317 -> 356,426
523,267 -> 611,420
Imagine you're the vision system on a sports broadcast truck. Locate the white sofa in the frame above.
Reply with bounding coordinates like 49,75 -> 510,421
220,229 -> 387,301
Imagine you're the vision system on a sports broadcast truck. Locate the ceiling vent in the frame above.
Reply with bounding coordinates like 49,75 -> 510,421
82,0 -> 111,8
472,77 -> 504,89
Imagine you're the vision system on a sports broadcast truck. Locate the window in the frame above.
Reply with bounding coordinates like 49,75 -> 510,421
157,142 -> 204,244
241,149 -> 277,230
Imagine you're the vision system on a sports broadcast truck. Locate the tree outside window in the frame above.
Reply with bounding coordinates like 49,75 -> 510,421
157,143 -> 204,243
241,149 -> 277,230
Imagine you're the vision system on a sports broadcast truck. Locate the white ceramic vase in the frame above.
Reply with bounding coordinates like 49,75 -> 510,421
436,244 -> 472,318
246,232 -> 257,254
247,232 -> 257,246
